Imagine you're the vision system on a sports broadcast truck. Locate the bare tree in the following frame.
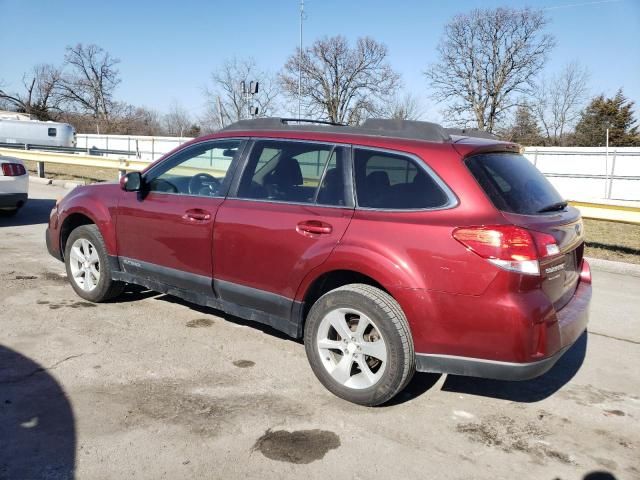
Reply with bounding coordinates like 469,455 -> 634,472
532,62 -> 590,145
0,64 -> 63,120
202,57 -> 280,131
425,7 -> 555,132
58,44 -> 121,122
280,36 -> 401,125
60,103 -> 165,135
376,93 -> 424,120
163,101 -> 193,137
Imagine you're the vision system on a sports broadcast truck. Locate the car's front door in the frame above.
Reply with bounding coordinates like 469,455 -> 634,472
213,139 -> 354,325
116,139 -> 245,295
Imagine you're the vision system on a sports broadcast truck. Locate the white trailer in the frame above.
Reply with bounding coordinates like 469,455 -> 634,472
0,119 -> 76,147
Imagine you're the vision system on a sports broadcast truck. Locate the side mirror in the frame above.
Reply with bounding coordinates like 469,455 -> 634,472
121,171 -> 143,192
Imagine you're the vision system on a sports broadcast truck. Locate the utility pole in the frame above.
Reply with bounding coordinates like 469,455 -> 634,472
298,0 -> 305,120
604,127 -> 609,198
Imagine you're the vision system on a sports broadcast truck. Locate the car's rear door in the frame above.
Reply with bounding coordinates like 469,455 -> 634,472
116,139 -> 245,295
212,139 -> 354,323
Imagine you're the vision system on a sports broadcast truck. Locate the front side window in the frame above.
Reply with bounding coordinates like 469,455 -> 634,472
236,140 -> 348,206
147,140 -> 242,197
48,128 -> 57,137
353,149 -> 449,209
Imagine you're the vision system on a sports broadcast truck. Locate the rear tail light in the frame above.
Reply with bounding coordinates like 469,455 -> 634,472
1,163 -> 26,176
453,225 -> 560,276
580,258 -> 592,284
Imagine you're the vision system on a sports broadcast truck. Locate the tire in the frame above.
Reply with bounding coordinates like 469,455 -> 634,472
64,224 -> 124,302
304,284 -> 415,406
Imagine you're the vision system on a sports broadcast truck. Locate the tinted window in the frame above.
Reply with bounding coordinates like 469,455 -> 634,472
353,149 -> 448,209
147,140 -> 242,197
48,128 -> 57,137
466,153 -> 564,215
237,140 -> 347,205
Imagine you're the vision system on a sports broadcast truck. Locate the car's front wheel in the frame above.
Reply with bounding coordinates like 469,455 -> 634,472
64,224 -> 124,302
304,284 -> 415,406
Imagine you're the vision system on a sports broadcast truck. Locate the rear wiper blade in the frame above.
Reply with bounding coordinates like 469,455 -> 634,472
537,201 -> 568,213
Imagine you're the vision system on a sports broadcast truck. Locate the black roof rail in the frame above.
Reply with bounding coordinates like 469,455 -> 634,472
221,117 -> 452,143
221,117 -> 345,131
445,128 -> 500,140
281,118 -> 346,126
360,119 -> 450,143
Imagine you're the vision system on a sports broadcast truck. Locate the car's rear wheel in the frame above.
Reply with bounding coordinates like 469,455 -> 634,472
304,284 -> 415,406
64,224 -> 124,302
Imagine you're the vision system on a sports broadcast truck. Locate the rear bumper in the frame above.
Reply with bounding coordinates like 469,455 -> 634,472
0,193 -> 27,209
415,343 -> 574,380
415,262 -> 592,381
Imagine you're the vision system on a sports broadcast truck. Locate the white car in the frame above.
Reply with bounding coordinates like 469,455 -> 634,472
0,155 -> 29,216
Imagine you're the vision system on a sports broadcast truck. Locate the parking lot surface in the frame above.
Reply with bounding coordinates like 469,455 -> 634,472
1,182 -> 639,480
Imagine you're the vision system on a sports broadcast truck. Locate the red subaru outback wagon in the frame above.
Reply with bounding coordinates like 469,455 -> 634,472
46,118 -> 591,406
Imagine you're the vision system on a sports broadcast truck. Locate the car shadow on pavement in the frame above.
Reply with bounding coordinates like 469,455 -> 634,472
385,372 -> 443,406
108,284 -> 163,303
153,294 -> 296,341
583,471 -> 618,480
440,331 -> 588,403
0,345 -> 76,479
0,198 -> 56,227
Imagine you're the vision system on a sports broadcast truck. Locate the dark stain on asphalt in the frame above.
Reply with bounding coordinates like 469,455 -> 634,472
119,378 -> 310,436
36,300 -> 50,305
69,302 -> 96,308
253,429 -> 340,464
185,318 -> 214,328
14,275 -> 37,280
48,301 -> 96,310
456,414 -> 573,464
232,360 -> 255,368
603,409 -> 625,416
41,272 -> 68,284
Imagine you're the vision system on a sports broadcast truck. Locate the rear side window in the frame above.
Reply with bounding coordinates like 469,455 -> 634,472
466,153 -> 564,215
353,149 -> 449,209
48,128 -> 57,137
237,140 -> 348,206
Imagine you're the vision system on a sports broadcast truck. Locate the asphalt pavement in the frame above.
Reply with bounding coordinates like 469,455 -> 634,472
1,181 -> 638,480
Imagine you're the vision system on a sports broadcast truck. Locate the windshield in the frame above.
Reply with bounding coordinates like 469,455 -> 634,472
466,152 -> 565,215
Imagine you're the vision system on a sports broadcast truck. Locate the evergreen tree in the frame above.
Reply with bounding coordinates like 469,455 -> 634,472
505,104 -> 544,146
573,89 -> 639,146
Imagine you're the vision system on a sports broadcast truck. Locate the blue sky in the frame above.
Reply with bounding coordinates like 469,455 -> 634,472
1,0 -> 639,122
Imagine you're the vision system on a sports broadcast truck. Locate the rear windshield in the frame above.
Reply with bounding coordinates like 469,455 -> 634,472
466,153 -> 564,215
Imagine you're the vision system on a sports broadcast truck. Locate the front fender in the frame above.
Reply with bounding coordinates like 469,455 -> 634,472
57,184 -> 120,255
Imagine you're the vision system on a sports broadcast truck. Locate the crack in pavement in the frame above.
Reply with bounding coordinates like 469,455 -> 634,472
589,331 -> 640,345
0,353 -> 85,384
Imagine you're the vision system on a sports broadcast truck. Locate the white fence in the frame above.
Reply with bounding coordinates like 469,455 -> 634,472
522,147 -> 640,202
77,134 -> 190,161
76,134 -> 640,202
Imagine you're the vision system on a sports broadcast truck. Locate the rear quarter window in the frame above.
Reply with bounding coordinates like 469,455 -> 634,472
354,149 -> 450,209
466,153 -> 564,215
